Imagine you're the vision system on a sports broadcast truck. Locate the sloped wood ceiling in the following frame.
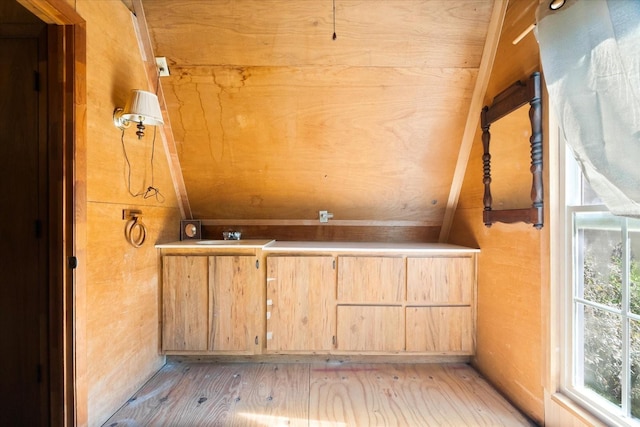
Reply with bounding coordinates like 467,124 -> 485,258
142,0 -> 494,230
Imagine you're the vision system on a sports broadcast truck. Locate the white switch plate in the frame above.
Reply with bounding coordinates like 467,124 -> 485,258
155,57 -> 170,76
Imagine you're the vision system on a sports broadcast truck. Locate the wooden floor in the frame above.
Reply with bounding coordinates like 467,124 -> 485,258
104,361 -> 534,426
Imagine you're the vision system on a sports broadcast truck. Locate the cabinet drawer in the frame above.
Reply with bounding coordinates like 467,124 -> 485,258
407,257 -> 473,304
406,306 -> 473,353
336,305 -> 404,351
337,256 -> 405,302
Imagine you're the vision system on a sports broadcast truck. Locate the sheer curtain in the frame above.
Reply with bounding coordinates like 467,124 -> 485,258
535,0 -> 640,217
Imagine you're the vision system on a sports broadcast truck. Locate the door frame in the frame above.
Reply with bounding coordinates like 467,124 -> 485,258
17,0 -> 87,425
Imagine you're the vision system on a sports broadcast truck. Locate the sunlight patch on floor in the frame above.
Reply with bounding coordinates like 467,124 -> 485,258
238,412 -> 347,427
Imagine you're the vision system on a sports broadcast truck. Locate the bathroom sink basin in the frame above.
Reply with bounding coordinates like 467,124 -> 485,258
197,240 -> 243,245
189,239 -> 276,248
155,239 -> 275,249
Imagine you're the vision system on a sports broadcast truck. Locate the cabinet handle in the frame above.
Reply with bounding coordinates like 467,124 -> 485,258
256,260 -> 260,269
255,336 -> 259,345
332,335 -> 336,346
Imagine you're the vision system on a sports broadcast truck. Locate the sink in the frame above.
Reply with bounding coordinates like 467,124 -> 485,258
196,240 -> 242,245
156,239 -> 275,249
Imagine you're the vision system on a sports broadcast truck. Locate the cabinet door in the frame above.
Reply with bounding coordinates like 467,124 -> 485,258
406,307 -> 472,353
162,256 -> 208,351
337,256 -> 405,302
266,256 -> 335,351
336,305 -> 404,352
209,256 -> 258,352
407,257 -> 473,304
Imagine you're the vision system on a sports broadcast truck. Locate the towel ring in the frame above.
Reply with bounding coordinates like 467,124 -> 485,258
125,216 -> 147,248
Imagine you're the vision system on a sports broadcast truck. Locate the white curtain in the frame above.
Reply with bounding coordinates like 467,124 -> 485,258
535,0 -> 640,217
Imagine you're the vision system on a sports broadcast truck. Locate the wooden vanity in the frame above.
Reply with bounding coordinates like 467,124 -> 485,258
156,240 -> 479,361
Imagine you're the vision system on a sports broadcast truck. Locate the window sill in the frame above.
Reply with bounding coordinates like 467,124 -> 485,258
547,392 -> 608,427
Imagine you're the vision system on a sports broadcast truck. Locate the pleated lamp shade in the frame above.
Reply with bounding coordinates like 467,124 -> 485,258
121,89 -> 164,126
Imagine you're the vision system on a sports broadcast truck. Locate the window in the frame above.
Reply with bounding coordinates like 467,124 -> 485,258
564,146 -> 640,425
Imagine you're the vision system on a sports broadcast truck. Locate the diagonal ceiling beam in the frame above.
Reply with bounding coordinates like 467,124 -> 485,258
130,0 -> 193,219
438,0 -> 508,243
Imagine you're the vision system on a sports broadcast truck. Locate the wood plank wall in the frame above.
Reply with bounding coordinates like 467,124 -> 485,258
143,0 -> 495,242
447,0 -> 546,423
72,1 -> 182,425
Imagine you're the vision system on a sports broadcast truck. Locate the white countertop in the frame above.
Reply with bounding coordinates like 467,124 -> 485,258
155,239 -> 276,249
264,241 -> 479,253
156,240 -> 479,253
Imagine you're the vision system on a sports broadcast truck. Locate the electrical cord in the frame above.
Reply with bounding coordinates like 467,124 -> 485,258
120,126 -> 165,202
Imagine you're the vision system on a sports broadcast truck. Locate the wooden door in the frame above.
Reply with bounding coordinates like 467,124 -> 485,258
209,256 -> 258,352
0,32 -> 49,426
266,256 -> 335,351
162,256 -> 209,351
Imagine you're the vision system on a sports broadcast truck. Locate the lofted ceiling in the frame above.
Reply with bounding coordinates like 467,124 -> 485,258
138,0 -> 498,231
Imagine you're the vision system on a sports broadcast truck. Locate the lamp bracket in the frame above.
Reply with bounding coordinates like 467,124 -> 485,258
113,107 -> 131,130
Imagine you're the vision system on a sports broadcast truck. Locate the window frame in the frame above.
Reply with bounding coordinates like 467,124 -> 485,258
561,143 -> 640,426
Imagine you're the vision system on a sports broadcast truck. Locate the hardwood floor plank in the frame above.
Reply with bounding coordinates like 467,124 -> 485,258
104,362 -> 533,426
104,362 -> 244,426
104,362 -> 310,426
226,363 -> 310,426
308,363 -> 532,426
162,363 -> 243,426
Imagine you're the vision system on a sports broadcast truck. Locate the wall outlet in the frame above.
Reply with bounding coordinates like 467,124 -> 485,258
319,210 -> 334,223
155,57 -> 170,76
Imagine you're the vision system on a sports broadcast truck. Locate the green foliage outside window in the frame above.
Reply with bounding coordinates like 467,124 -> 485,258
582,242 -> 640,417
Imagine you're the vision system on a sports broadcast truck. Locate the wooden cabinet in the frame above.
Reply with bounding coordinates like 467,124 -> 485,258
337,256 -> 405,302
406,256 -> 475,353
336,305 -> 404,352
407,257 -> 473,304
266,256 -> 335,352
333,255 -> 475,354
162,254 -> 258,354
406,306 -> 472,352
159,242 -> 477,358
336,256 -> 405,351
264,253 -> 475,355
209,256 -> 259,351
162,256 -> 209,351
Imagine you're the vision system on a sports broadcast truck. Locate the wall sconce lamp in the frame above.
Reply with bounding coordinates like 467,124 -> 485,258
113,89 -> 164,139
